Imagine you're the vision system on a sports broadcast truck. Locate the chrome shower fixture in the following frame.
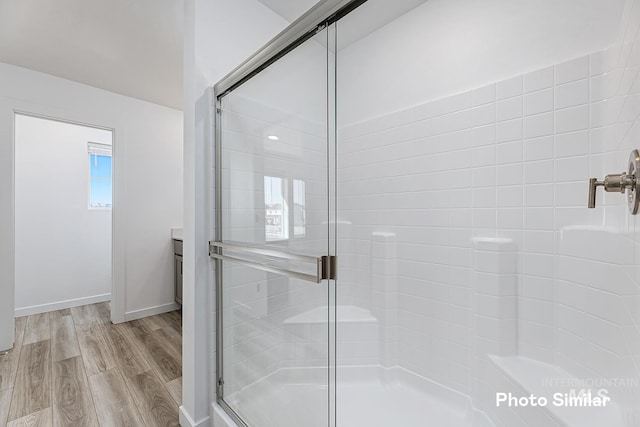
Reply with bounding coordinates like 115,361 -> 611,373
588,149 -> 640,214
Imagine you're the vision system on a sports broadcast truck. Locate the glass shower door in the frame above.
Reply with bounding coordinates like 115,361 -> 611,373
213,24 -> 337,427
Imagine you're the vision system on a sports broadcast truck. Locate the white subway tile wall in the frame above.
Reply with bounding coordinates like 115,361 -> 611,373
337,0 -> 640,420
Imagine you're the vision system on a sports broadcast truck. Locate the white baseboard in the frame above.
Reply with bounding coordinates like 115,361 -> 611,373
124,302 -> 181,322
15,293 -> 111,317
180,405 -> 211,427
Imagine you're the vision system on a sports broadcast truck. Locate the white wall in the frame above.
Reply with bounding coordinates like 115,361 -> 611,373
15,115 -> 112,315
338,0 -> 625,125
0,61 -> 183,346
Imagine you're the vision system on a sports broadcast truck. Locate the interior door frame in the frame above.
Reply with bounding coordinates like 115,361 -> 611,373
12,109 -> 118,311
0,98 -> 16,352
0,100 -> 125,354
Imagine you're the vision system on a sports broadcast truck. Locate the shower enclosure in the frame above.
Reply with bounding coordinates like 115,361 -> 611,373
210,0 -> 640,426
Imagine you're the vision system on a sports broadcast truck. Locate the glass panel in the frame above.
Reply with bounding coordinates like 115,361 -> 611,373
218,26 -> 332,427
335,1 -> 639,427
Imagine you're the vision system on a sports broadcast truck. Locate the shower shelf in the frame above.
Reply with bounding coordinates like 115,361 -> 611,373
283,305 -> 377,324
488,355 -> 624,427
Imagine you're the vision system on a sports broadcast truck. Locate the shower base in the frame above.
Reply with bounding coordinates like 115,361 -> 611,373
224,366 -> 495,427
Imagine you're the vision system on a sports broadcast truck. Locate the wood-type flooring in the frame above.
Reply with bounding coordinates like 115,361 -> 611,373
0,303 -> 182,426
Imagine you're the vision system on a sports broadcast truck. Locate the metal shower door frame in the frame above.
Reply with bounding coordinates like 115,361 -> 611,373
212,2 -> 365,426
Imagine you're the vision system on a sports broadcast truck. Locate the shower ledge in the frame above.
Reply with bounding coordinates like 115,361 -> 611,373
559,225 -> 624,233
489,355 -> 625,427
284,305 -> 376,324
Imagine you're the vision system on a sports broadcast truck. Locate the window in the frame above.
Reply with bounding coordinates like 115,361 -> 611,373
264,176 -> 306,241
88,142 -> 112,209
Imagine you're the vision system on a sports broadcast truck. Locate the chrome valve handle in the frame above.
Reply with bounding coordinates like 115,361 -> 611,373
588,178 -> 603,209
588,149 -> 640,215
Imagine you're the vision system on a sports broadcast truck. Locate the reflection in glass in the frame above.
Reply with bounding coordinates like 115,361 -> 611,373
293,179 -> 306,237
264,176 -> 289,241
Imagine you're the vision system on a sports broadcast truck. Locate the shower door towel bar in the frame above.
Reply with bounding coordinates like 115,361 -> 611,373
209,241 -> 336,283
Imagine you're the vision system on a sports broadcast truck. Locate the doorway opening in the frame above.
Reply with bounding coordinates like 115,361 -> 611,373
14,112 -> 114,319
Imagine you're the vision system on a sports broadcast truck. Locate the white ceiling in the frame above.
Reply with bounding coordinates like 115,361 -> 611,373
257,0 -> 431,49
0,0 -> 183,110
0,0 -> 428,111
256,0 -> 319,23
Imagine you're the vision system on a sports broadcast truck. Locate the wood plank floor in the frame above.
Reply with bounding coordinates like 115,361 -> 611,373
0,303 -> 182,426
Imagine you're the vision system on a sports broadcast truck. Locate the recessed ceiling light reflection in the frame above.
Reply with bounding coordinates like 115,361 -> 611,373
267,135 -> 279,141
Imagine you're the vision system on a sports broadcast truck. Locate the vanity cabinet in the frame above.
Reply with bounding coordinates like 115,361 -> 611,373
174,239 -> 183,305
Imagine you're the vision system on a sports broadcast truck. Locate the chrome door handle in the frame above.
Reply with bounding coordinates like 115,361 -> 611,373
588,149 -> 640,214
